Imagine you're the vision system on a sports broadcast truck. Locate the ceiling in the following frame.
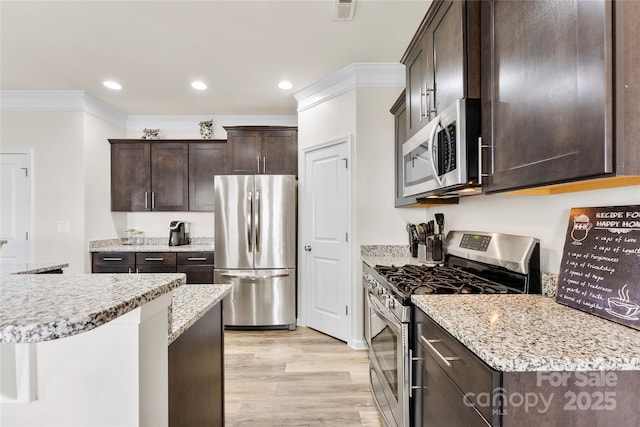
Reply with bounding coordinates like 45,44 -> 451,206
0,0 -> 430,116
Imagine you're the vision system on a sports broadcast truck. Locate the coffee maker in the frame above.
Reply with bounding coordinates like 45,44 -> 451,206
169,221 -> 190,246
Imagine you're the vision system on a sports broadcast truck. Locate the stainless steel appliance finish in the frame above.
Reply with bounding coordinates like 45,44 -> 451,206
402,98 -> 481,198
363,231 -> 541,427
214,175 -> 297,329
363,268 -> 410,427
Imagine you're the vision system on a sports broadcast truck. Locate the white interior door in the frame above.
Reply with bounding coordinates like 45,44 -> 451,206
302,139 -> 350,342
1,152 -> 31,263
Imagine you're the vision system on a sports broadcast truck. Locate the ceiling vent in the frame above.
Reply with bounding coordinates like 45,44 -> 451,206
333,0 -> 356,21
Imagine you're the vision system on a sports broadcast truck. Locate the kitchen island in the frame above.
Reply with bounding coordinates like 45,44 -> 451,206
412,294 -> 640,426
0,272 -> 230,426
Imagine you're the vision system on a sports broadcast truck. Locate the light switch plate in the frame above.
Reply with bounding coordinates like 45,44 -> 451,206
57,221 -> 70,233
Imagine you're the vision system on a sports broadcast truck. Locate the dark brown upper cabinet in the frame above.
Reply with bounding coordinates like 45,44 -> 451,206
111,142 -> 151,211
224,126 -> 298,176
110,140 -> 226,212
481,0 -> 640,194
188,142 -> 227,211
151,143 -> 189,211
402,0 -> 481,139
391,91 -> 414,207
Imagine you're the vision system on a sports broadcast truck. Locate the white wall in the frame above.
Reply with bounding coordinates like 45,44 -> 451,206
416,186 -> 640,274
1,111 -> 89,273
84,113 -> 127,269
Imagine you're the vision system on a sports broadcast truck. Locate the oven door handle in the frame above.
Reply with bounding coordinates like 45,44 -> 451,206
368,292 -> 401,328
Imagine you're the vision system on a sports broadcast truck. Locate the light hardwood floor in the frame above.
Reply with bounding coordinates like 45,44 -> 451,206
224,327 -> 384,426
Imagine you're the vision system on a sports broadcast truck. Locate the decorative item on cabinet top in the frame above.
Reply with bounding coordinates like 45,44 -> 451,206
141,128 -> 161,139
199,119 -> 214,139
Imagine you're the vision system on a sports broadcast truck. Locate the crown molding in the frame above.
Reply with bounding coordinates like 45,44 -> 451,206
0,90 -> 127,129
293,63 -> 405,112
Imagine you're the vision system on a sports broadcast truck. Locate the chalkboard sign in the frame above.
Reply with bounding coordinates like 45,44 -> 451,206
556,205 -> 640,330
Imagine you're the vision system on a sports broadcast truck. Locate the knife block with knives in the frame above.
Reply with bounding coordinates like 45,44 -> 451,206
412,213 -> 445,264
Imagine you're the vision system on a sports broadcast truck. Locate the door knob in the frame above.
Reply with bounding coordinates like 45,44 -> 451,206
304,245 -> 312,252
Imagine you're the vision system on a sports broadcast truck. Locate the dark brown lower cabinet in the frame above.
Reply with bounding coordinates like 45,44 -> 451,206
176,252 -> 214,284
92,251 -> 214,283
414,308 -> 640,426
169,303 -> 224,427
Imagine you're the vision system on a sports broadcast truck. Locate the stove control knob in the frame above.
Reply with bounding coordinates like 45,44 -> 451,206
388,298 -> 395,309
376,287 -> 384,296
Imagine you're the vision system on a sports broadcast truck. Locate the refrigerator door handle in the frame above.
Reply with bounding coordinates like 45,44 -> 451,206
221,272 -> 290,280
255,189 -> 261,253
247,190 -> 253,252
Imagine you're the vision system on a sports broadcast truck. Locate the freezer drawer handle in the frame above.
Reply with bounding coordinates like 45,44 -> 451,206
102,257 -> 123,261
221,273 -> 290,280
144,257 -> 164,261
187,257 -> 208,261
420,336 -> 460,368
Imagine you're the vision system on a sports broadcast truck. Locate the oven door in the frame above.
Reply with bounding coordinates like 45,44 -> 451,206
366,291 -> 409,427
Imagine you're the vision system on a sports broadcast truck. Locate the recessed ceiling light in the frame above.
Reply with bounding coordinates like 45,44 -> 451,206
103,81 -> 122,90
278,81 -> 293,90
191,81 -> 207,90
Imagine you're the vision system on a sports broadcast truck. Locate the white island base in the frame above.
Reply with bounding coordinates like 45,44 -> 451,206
1,293 -> 172,426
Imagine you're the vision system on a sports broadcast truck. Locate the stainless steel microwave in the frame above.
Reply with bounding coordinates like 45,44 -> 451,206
402,98 -> 481,198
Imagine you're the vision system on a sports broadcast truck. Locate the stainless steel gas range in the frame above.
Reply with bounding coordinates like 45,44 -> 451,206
362,231 -> 542,427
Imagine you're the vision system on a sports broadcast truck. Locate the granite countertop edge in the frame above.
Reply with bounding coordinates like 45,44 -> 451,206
168,284 -> 232,344
90,244 -> 215,253
0,274 -> 186,344
2,262 -> 70,275
412,295 -> 640,372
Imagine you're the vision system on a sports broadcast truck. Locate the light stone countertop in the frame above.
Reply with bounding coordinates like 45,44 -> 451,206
90,244 -> 214,253
0,273 -> 185,343
169,284 -> 232,344
1,262 -> 69,275
412,294 -> 640,372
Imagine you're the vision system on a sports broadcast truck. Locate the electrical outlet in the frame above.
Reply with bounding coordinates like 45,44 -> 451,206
57,221 -> 70,233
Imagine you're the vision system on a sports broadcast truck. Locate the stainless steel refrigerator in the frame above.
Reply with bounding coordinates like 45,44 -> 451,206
214,175 -> 297,329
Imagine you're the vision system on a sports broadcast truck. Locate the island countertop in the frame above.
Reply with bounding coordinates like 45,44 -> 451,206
169,284 -> 232,344
0,273 -> 185,343
412,294 -> 640,372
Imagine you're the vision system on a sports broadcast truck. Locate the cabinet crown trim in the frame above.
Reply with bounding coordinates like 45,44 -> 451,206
293,63 -> 405,112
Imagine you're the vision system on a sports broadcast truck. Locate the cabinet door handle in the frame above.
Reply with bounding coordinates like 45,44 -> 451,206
144,192 -> 148,209
257,156 -> 261,174
144,257 -> 164,261
263,156 -> 266,173
419,87 -> 425,122
151,192 -> 155,209
187,257 -> 207,261
128,267 -> 132,274
420,336 -> 460,368
480,136 -> 494,177
102,257 -> 123,261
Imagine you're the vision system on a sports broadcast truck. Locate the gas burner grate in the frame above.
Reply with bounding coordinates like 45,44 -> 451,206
374,264 -> 512,295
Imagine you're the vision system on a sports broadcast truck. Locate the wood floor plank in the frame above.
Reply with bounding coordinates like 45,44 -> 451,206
224,327 -> 383,426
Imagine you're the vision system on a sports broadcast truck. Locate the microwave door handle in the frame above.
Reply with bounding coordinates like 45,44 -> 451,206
428,120 -> 444,187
